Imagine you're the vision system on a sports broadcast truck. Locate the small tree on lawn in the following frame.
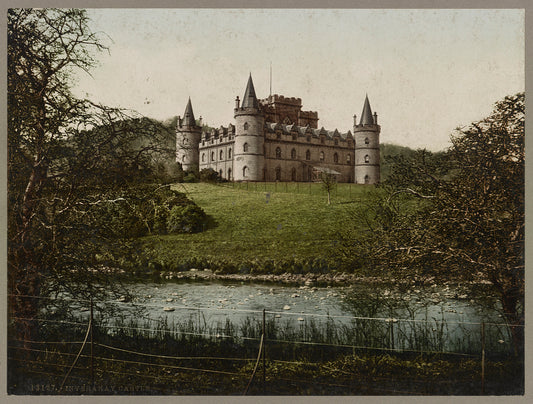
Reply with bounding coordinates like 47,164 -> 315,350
320,170 -> 337,205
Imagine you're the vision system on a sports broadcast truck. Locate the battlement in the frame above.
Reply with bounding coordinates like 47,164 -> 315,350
261,94 -> 302,106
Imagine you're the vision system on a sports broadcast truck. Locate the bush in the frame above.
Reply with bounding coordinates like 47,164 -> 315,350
167,204 -> 208,233
199,168 -> 220,183
183,171 -> 198,183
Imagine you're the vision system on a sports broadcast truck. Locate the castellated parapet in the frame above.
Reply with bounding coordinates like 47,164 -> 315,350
176,74 -> 381,184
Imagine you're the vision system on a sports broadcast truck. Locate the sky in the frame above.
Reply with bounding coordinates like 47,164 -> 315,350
71,8 -> 525,152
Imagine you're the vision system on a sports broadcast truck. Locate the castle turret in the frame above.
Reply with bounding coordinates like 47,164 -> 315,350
176,97 -> 201,172
233,74 -> 265,181
353,95 -> 380,184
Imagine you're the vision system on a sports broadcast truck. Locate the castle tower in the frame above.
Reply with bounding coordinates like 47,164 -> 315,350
233,74 -> 265,181
176,98 -> 201,172
353,95 -> 380,184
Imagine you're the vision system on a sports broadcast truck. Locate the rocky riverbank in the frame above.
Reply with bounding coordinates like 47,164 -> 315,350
157,268 -> 490,289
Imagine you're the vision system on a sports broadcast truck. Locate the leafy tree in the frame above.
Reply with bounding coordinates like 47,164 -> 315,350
341,93 -> 524,353
7,9 -> 175,341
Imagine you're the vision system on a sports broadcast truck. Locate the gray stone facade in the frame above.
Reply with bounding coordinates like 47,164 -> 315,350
176,75 -> 380,184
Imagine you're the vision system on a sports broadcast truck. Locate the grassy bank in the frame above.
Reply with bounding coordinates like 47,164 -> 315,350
8,314 -> 523,395
139,182 -> 376,273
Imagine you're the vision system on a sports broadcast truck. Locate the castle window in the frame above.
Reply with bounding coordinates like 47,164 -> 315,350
365,155 -> 370,163
275,167 -> 281,181
276,132 -> 281,140
243,166 -> 248,178
291,148 -> 296,159
319,151 -> 325,161
292,133 -> 297,141
347,154 -> 352,164
244,122 -> 249,131
334,138 -> 339,146
306,150 -> 311,160
211,151 -> 215,161
275,147 -> 282,159
320,136 -> 325,144
228,168 -> 232,180
202,153 -> 206,162
333,153 -> 339,163
219,169 -> 223,177
291,168 -> 297,181
243,142 -> 249,152
306,135 -> 311,142
364,175 -> 370,184
220,150 -> 224,160
365,137 -> 370,145
228,148 -> 232,159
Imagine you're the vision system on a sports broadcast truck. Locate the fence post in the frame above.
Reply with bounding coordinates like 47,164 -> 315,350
262,308 -> 266,394
481,322 -> 485,394
390,321 -> 395,350
90,297 -> 94,389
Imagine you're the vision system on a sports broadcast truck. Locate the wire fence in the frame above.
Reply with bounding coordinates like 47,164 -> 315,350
7,293 -> 524,395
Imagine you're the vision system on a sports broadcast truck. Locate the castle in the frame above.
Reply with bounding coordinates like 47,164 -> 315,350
176,74 -> 380,184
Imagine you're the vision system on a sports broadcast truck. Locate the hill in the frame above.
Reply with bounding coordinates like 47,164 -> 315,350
140,182 -> 375,274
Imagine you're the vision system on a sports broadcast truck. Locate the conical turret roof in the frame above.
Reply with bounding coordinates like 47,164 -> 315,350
241,74 -> 259,109
359,95 -> 374,126
182,97 -> 196,127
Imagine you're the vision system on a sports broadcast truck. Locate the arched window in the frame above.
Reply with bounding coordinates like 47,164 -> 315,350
228,168 -> 232,180
306,149 -> 311,160
333,153 -> 339,163
182,155 -> 186,162
365,155 -> 370,163
219,169 -> 223,177
244,122 -> 249,131
291,167 -> 297,181
243,142 -> 249,152
201,153 -> 206,162
243,166 -> 248,178
291,148 -> 296,159
319,151 -> 325,161
364,175 -> 370,184
365,137 -> 370,145
220,150 -> 224,160
275,147 -> 282,158
275,167 -> 281,181
211,151 -> 215,161
228,148 -> 232,159
347,154 -> 352,164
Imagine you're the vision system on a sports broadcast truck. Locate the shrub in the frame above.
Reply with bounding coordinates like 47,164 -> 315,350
183,170 -> 198,183
167,204 -> 208,233
199,168 -> 220,183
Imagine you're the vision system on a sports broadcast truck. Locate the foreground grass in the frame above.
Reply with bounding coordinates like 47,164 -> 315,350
140,182 -> 376,273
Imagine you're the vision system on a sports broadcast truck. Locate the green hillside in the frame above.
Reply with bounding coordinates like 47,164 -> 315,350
141,182 -> 376,273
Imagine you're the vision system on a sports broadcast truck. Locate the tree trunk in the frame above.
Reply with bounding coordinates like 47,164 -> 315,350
500,293 -> 524,356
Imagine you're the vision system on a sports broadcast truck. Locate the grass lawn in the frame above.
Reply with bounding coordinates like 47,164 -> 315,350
141,182 -> 377,271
